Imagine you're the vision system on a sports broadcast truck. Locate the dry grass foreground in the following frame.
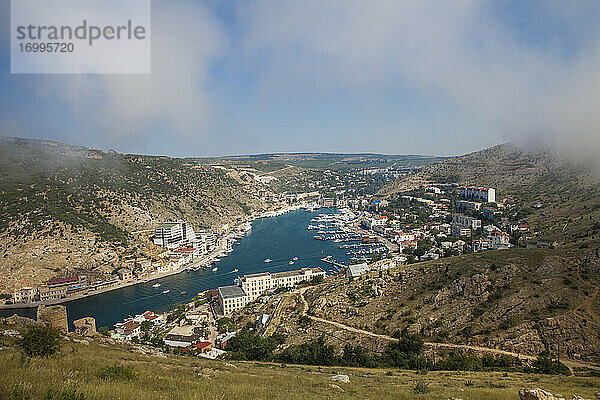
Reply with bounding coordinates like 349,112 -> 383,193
0,337 -> 599,400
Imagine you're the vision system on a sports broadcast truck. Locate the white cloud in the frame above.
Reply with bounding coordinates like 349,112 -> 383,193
234,0 -> 600,157
32,1 -> 226,145
9,0 -> 600,157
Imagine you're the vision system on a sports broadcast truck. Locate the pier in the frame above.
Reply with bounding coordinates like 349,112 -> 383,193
320,256 -> 347,270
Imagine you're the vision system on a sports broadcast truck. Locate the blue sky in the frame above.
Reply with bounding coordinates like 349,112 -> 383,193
1,0 -> 600,158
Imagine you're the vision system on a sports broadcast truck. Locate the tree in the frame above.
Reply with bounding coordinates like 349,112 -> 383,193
98,326 -> 111,337
225,330 -> 283,361
17,325 -> 62,357
140,320 -> 153,332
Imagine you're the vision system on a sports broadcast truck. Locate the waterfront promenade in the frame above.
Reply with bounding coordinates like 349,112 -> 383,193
0,205 -> 305,311
0,208 -> 351,329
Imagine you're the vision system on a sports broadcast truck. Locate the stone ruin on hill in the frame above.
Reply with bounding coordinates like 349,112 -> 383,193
37,305 -> 68,333
73,317 -> 96,336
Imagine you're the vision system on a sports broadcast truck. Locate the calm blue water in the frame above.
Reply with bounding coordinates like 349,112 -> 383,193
0,209 -> 351,329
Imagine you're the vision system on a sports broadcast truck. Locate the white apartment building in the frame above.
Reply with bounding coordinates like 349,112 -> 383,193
239,267 -> 326,302
239,272 -> 272,301
487,229 -> 511,249
393,232 -> 416,242
272,267 -> 325,289
13,287 -> 37,303
322,197 -> 335,208
459,186 -> 496,203
153,221 -> 196,249
218,285 -> 249,315
197,229 -> 217,253
362,216 -> 388,230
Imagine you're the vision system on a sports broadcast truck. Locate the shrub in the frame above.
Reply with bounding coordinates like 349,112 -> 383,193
17,325 -> 61,357
532,352 -> 571,376
97,326 -> 110,337
98,365 -> 135,380
297,315 -> 311,329
43,388 -> 86,400
225,331 -> 284,361
412,381 -> 430,395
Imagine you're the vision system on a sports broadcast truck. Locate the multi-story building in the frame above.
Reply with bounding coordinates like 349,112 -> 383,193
482,206 -> 503,220
473,229 -> 511,252
239,268 -> 326,302
117,268 -> 133,281
39,276 -> 88,301
452,213 -> 482,230
239,272 -> 272,301
487,229 -> 511,249
456,200 -> 482,211
153,221 -> 196,249
393,232 -> 416,242
322,197 -> 335,208
114,320 -> 141,341
459,186 -> 496,203
271,267 -> 325,289
218,285 -> 249,315
197,229 -> 217,253
362,216 -> 388,230
451,225 -> 472,237
13,287 -> 37,304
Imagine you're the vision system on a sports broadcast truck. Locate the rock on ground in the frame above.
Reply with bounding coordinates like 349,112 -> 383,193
330,374 -> 350,383
519,388 -> 596,400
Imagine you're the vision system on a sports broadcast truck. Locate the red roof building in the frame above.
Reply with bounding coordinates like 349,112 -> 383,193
193,341 -> 212,353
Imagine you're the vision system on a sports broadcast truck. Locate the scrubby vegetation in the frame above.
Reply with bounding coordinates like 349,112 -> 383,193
299,239 -> 600,364
16,325 -> 62,358
226,329 -> 570,375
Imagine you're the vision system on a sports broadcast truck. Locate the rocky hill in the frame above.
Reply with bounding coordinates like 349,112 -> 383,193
258,240 -> 600,365
0,137 -> 269,293
379,143 -> 600,242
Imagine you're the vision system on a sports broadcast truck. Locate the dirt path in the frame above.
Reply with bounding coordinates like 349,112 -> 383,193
263,292 -> 292,336
576,262 -> 600,327
296,287 -> 599,372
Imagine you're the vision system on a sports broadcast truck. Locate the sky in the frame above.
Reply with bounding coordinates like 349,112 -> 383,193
1,0 -> 600,158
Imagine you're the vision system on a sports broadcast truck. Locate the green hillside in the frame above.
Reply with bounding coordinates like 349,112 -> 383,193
0,329 -> 598,400
0,137 -> 267,292
379,143 -> 600,242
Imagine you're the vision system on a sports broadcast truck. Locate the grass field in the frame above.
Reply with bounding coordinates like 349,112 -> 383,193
0,338 -> 598,400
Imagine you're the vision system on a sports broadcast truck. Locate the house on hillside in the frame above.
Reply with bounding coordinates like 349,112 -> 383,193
114,320 -> 141,341
346,263 -> 369,278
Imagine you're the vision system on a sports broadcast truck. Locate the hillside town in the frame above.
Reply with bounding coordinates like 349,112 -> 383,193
9,182 -> 548,309
18,183 -> 551,356
5,179 -> 563,364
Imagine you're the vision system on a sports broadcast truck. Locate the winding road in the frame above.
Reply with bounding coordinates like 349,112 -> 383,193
295,287 -> 600,372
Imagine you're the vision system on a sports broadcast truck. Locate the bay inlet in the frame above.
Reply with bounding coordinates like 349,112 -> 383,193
0,209 -> 352,329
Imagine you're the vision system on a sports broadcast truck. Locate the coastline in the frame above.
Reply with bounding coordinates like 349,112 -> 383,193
1,204 -> 306,311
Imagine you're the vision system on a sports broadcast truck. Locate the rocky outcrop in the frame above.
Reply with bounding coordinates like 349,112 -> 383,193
433,273 -> 491,305
1,314 -> 39,327
518,388 -> 596,400
330,374 -> 350,383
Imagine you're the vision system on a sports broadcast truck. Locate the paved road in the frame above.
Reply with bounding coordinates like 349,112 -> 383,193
296,287 -> 599,373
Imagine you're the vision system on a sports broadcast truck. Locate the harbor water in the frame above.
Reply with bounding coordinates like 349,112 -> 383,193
0,209 -> 353,329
